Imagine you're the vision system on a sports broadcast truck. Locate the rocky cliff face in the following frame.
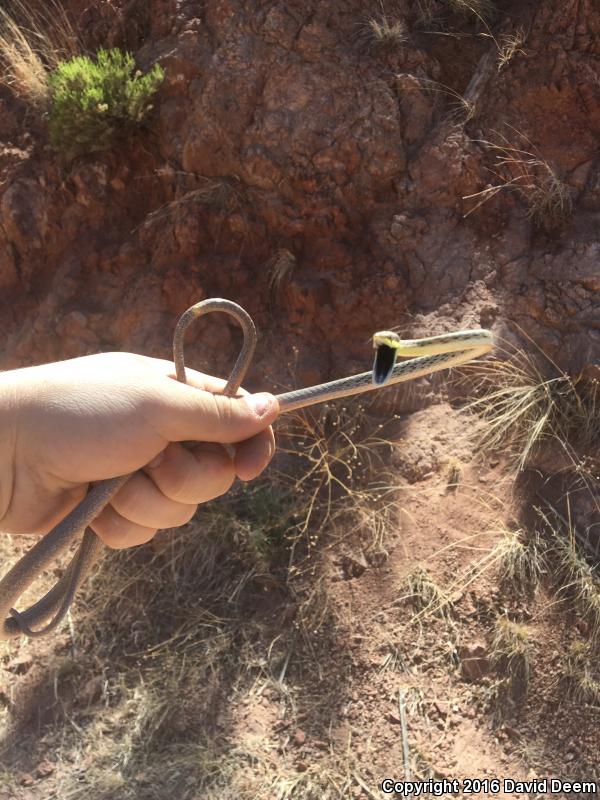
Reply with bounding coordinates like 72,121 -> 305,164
0,0 -> 598,386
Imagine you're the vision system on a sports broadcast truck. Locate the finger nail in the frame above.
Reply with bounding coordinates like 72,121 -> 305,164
245,393 -> 274,418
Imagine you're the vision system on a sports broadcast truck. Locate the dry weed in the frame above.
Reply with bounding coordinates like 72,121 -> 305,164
415,0 -> 494,26
492,528 -> 543,597
419,77 -> 476,123
401,565 -> 454,621
177,740 -> 378,799
538,505 -> 600,642
497,26 -> 527,71
276,399 -> 401,570
366,14 -> 408,48
560,641 -> 600,706
443,456 -> 463,492
463,341 -> 600,472
414,0 -> 438,26
266,248 -> 296,303
141,178 -> 237,230
464,128 -> 572,229
491,616 -> 532,699
446,0 -> 496,22
0,0 -> 78,107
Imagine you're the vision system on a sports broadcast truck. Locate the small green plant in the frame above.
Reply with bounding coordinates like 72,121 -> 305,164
225,482 -> 294,561
48,48 -> 164,160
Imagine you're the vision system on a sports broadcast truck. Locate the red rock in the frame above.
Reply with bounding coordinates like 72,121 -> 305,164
34,761 -> 55,779
5,654 -> 33,675
458,641 -> 490,681
293,729 -> 306,746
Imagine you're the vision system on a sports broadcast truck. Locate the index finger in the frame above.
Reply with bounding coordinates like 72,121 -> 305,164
149,357 -> 251,397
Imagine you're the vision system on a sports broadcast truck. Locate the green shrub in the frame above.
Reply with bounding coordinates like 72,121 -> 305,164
48,48 -> 164,160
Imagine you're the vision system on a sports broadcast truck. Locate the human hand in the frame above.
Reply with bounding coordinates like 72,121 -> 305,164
0,353 -> 278,548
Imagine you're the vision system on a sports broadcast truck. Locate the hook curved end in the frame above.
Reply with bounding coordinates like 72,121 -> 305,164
173,298 -> 258,397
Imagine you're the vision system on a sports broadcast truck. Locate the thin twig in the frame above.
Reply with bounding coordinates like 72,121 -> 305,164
399,688 -> 411,782
353,772 -> 379,799
278,634 -> 296,685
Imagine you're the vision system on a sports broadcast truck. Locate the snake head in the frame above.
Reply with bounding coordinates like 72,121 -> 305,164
372,331 -> 401,386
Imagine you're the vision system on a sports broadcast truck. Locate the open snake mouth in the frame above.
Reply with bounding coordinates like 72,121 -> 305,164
372,344 -> 398,385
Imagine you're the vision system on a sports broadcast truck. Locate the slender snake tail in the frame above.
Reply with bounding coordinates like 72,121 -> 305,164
0,299 -> 492,639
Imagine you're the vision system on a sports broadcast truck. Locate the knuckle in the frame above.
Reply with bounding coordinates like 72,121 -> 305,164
92,505 -> 155,549
92,519 -> 130,550
211,470 -> 235,499
173,504 -> 197,527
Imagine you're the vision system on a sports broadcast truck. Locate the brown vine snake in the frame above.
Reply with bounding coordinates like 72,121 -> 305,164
0,298 -> 492,639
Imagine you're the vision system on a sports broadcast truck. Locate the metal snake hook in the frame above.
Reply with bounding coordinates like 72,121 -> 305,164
172,298 -> 258,396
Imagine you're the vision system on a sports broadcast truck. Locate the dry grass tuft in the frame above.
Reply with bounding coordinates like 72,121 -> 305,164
539,505 -> 600,642
464,129 -> 572,230
141,177 -> 237,231
367,14 -> 408,48
419,77 -> 476,124
493,528 -> 543,598
561,641 -> 600,706
415,0 -> 495,26
497,26 -> 527,71
491,616 -> 532,699
446,0 -> 496,22
415,0 -> 438,26
266,248 -> 296,303
463,342 -> 600,472
0,0 -> 78,107
402,565 -> 454,621
0,10 -> 48,106
464,354 -> 561,471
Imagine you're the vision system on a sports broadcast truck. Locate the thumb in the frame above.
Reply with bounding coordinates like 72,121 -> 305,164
150,382 -> 279,443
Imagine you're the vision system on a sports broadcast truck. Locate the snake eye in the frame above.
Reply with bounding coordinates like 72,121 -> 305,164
372,344 -> 398,385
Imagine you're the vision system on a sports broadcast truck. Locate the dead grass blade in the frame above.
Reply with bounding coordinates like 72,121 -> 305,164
464,127 -> 572,229
0,0 -> 78,107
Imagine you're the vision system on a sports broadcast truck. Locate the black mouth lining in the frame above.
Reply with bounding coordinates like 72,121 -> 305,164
373,344 -> 398,385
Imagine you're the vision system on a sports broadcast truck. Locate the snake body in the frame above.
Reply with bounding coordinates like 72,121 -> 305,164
0,299 -> 492,639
